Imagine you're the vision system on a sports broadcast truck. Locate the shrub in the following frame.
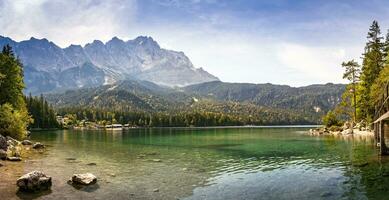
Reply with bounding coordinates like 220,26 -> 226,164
322,111 -> 342,128
0,103 -> 31,139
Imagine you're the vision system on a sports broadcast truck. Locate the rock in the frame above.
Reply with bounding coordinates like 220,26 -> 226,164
0,134 -> 7,151
6,136 -> 20,146
22,140 -> 33,145
7,145 -> 21,157
16,171 -> 52,192
342,121 -> 352,130
341,129 -> 353,135
32,142 -> 44,149
70,173 -> 97,185
7,156 -> 22,161
0,149 -> 7,160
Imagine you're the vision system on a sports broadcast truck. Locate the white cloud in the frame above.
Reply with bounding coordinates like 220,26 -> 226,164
0,0 -> 367,86
275,43 -> 361,85
0,0 -> 137,47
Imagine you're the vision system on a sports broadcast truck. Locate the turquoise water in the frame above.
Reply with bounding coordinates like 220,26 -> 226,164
1,127 -> 389,199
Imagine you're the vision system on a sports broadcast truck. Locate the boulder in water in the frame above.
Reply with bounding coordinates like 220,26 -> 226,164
7,156 -> 22,161
22,140 -> 33,145
32,142 -> 44,149
70,173 -> 97,185
16,171 -> 52,192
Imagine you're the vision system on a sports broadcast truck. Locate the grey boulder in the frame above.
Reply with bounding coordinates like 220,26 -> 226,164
7,156 -> 22,161
70,173 -> 97,185
22,140 -> 33,145
32,142 -> 44,149
17,171 -> 52,192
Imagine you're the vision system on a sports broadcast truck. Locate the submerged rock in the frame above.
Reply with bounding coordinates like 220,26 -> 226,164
22,140 -> 33,145
32,143 -> 44,149
0,134 -> 7,150
16,171 -> 52,192
7,156 -> 22,161
70,173 -> 97,185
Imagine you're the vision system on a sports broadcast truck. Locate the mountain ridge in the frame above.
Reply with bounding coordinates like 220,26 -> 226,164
45,79 -> 346,124
0,35 -> 219,94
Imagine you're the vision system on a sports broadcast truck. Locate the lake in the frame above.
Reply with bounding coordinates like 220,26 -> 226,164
1,126 -> 389,200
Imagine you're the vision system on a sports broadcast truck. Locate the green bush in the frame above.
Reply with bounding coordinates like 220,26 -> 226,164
322,111 -> 342,128
0,103 -> 31,139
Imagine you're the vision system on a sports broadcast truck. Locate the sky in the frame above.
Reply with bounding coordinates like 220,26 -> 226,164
1,0 -> 389,86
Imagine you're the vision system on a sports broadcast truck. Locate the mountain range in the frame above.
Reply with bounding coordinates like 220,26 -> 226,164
0,35 -> 346,124
0,36 -> 218,94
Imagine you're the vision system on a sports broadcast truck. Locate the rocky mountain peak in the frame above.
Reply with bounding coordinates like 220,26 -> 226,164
0,35 -> 219,94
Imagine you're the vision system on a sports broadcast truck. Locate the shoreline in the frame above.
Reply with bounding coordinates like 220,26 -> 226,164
309,127 -> 374,137
67,125 -> 322,131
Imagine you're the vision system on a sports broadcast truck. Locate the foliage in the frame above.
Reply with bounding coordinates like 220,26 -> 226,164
359,20 -> 385,121
0,45 -> 26,110
341,60 -> 361,121
0,103 -> 31,139
25,94 -> 59,129
46,80 -> 345,125
371,65 -> 389,106
0,45 -> 31,139
322,111 -> 342,128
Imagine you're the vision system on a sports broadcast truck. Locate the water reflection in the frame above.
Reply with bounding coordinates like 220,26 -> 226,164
1,127 -> 387,199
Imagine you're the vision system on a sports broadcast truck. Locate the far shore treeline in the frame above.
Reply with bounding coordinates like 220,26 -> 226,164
324,20 -> 389,128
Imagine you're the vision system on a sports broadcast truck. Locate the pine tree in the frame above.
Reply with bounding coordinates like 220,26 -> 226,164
342,60 -> 361,122
359,20 -> 385,121
0,45 -> 31,139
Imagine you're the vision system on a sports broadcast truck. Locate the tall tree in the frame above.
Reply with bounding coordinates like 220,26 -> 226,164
359,20 -> 385,121
342,60 -> 361,122
0,45 -> 31,139
383,29 -> 389,60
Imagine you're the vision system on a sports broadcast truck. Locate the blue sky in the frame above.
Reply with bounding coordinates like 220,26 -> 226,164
1,0 -> 389,86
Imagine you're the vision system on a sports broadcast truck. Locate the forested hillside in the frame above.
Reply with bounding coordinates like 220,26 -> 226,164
46,79 -> 345,125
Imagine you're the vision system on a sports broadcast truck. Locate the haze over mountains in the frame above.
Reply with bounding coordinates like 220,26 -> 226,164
0,36 -> 218,94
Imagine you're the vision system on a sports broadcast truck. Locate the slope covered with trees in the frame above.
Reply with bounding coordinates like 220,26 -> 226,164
46,79 -> 345,125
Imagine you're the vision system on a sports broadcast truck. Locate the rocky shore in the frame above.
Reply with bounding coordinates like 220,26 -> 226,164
309,121 -> 374,136
0,134 -> 97,194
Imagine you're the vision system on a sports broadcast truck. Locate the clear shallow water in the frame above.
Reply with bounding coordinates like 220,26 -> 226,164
1,127 -> 389,199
